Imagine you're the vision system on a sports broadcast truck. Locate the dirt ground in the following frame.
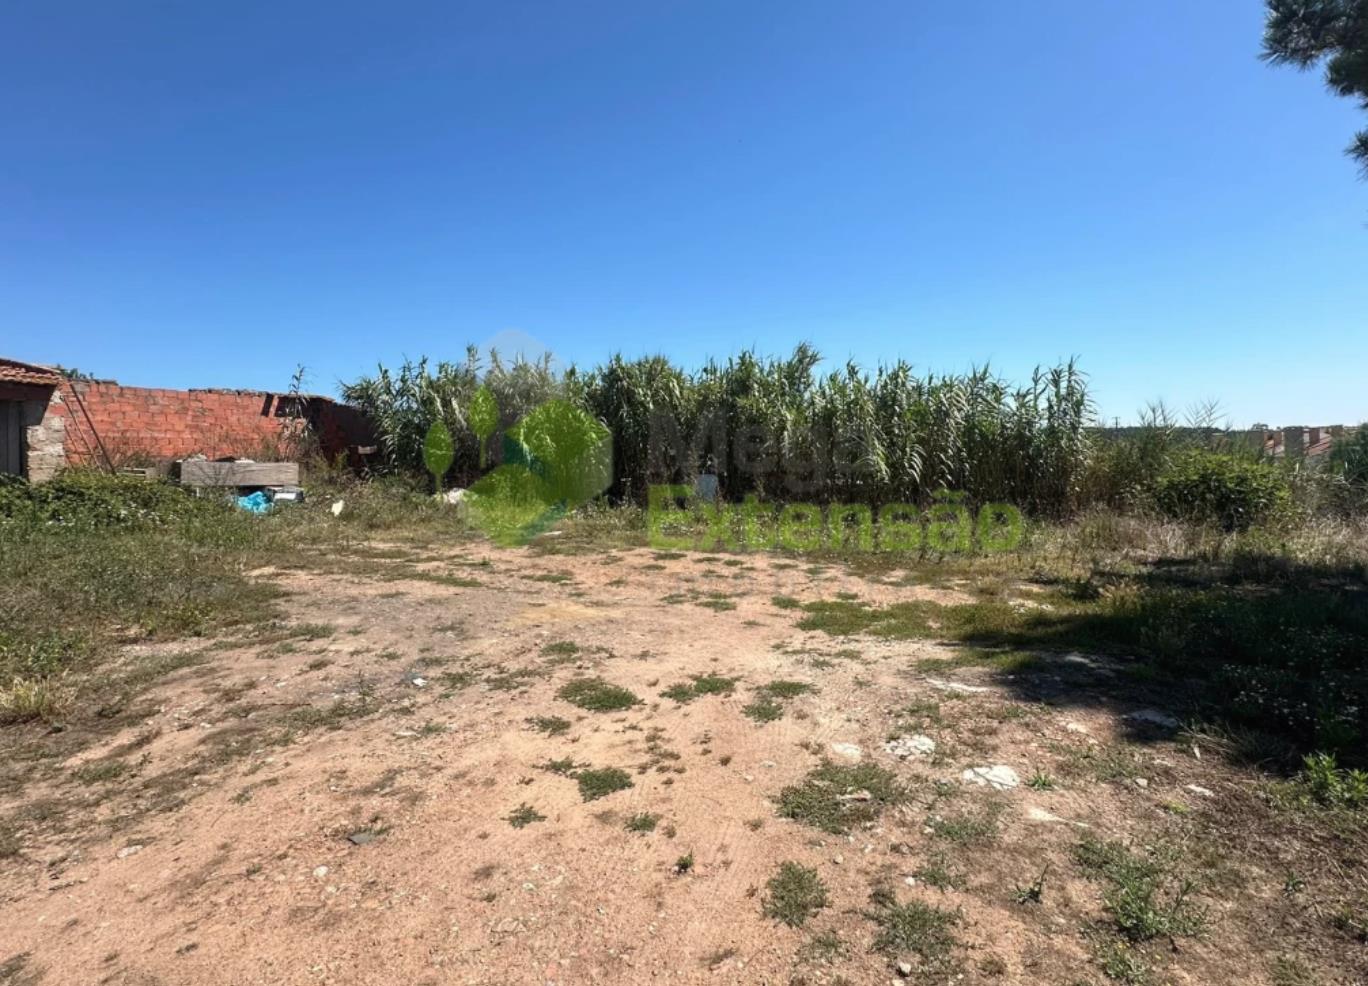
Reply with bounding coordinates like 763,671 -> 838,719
1,542 -> 1362,985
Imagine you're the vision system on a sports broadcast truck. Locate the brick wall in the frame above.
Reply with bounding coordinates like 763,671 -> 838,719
52,381 -> 373,469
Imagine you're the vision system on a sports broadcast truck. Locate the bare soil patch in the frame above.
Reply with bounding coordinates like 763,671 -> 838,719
1,544 -> 1363,985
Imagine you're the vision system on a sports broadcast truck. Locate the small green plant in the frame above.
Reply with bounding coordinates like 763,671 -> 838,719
797,930 -> 846,964
772,595 -> 802,610
661,674 -> 739,703
1095,938 -> 1151,985
1073,838 -> 1206,942
527,715 -> 571,736
742,697 -> 785,723
1013,865 -> 1048,905
625,812 -> 660,833
763,679 -> 815,699
674,851 -> 695,874
1027,769 -> 1056,791
762,862 -> 829,927
557,678 -> 641,712
864,887 -> 960,967
576,767 -> 634,801
506,804 -> 546,829
914,852 -> 966,891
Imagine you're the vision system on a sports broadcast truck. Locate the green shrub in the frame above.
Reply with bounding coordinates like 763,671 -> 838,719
1154,451 -> 1291,531
0,471 -> 214,530
1298,752 -> 1368,808
1330,427 -> 1368,487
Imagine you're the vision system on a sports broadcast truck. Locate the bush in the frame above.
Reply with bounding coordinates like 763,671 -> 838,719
1153,451 -> 1291,531
1329,427 -> 1368,487
1298,753 -> 1368,808
0,471 -> 214,530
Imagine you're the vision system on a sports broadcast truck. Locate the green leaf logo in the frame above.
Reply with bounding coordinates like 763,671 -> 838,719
468,385 -> 499,469
423,420 -> 455,489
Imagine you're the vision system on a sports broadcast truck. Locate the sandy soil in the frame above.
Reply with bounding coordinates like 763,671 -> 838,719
0,544 -> 1354,985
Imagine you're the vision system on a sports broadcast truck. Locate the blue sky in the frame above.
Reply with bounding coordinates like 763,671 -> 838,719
2,1 -> 1364,426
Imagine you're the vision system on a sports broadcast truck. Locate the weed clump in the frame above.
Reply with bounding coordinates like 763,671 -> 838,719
661,674 -> 738,703
506,804 -> 546,829
1073,838 -> 1206,942
576,767 -> 634,801
864,886 -> 961,968
776,761 -> 907,833
762,862 -> 829,927
557,678 -> 640,712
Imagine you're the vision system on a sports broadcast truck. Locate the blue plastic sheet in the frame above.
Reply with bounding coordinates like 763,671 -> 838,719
236,491 -> 273,514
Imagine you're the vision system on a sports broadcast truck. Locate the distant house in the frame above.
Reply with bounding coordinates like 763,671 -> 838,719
0,355 -> 374,482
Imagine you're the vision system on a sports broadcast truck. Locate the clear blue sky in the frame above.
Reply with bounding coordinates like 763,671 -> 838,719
2,1 -> 1364,425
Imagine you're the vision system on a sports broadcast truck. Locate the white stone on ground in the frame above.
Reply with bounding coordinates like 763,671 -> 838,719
884,734 -> 936,759
961,765 -> 1020,790
829,742 -> 862,762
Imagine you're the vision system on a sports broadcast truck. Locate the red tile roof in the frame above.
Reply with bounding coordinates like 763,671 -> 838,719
0,357 -> 61,387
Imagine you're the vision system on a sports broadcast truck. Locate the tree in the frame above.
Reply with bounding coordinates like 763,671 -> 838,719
1263,0 -> 1368,174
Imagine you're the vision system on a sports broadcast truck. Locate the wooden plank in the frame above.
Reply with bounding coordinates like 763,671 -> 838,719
178,460 -> 299,487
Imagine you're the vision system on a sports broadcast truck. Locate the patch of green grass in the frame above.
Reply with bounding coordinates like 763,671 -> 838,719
291,623 -> 336,640
1073,838 -> 1206,942
282,694 -> 378,733
763,679 -> 815,699
797,930 -> 846,964
439,669 -> 479,690
625,812 -> 660,833
576,767 -> 634,801
762,861 -> 829,927
652,551 -> 687,561
1027,769 -> 1057,791
527,715 -> 571,736
485,667 -> 540,691
926,803 -> 1003,845
742,697 -> 785,723
557,678 -> 641,712
772,595 -> 802,610
673,851 -> 695,874
541,641 -> 581,658
1095,938 -> 1151,985
506,803 -> 546,829
696,593 -> 737,612
864,887 -> 961,968
914,852 -> 966,891
661,674 -> 739,703
776,761 -> 907,834
1269,955 -> 1321,986
526,571 -> 574,584
539,757 -> 583,775
71,760 -> 130,785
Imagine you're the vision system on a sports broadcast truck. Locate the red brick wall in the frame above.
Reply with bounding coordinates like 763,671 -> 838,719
54,381 -> 373,467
